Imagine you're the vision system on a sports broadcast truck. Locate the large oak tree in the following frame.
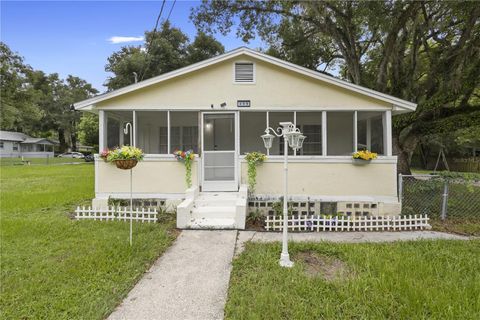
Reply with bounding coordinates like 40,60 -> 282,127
192,0 -> 480,173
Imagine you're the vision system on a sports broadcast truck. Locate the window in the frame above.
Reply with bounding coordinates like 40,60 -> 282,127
296,112 -> 322,155
105,111 -> 133,149
0,142 -> 3,149
269,112 -> 294,155
240,112 -> 267,154
13,143 -> 18,151
170,112 -> 199,153
234,62 -> 254,83
327,112 -> 354,155
136,111 -> 168,154
357,112 -> 384,155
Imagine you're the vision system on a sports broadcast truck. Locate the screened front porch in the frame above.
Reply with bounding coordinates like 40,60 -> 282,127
100,109 -> 392,158
96,109 -> 396,203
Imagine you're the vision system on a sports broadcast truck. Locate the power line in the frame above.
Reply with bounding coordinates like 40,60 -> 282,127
140,0 -> 167,81
153,0 -> 167,32
166,0 -> 176,22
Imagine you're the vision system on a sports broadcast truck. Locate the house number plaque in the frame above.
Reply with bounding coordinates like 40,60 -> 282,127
237,100 -> 251,108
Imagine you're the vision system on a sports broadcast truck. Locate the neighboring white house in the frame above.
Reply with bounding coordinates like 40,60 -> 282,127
0,131 -> 56,158
74,47 -> 417,228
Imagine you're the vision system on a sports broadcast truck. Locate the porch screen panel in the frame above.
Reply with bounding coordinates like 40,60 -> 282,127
170,112 -> 199,153
240,112 -> 267,154
106,111 -> 133,149
136,111 -> 167,154
357,112 -> 384,155
296,112 -> 322,155
327,112 -> 354,155
204,152 -> 235,181
268,112 -> 294,155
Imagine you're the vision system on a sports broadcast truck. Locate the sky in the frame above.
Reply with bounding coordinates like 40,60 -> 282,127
1,0 -> 266,92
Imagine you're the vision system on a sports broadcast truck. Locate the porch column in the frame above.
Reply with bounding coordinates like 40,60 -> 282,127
322,111 -> 327,156
353,111 -> 358,152
99,110 -> 106,151
366,118 -> 372,150
133,110 -> 137,147
167,111 -> 171,154
383,110 -> 392,156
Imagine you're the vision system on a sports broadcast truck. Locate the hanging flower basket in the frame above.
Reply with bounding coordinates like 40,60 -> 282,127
103,146 -> 144,169
114,159 -> 138,170
352,158 -> 372,165
352,150 -> 377,165
173,149 -> 195,188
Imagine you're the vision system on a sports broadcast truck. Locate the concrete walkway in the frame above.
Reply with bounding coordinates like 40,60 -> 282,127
108,230 -> 470,320
108,230 -> 237,320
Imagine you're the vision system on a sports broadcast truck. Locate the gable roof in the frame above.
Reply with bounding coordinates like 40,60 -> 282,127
74,47 -> 417,112
0,131 -> 29,142
0,131 -> 56,145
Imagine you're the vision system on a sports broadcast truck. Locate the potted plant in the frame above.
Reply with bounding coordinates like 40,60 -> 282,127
352,150 -> 377,164
107,145 -> 144,169
173,149 -> 195,188
244,152 -> 267,194
99,149 -> 111,162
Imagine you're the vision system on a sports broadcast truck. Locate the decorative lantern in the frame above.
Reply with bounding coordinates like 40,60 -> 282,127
296,135 -> 306,150
286,131 -> 301,149
261,132 -> 275,149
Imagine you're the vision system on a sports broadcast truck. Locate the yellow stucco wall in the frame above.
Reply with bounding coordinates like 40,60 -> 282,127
97,159 -> 198,194
240,161 -> 397,197
96,55 -> 392,110
97,158 -> 396,198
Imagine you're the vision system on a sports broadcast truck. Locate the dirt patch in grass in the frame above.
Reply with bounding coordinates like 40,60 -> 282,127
294,251 -> 350,281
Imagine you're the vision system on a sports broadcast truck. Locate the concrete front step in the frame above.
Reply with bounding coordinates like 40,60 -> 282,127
192,206 -> 237,219
188,218 -> 237,229
177,186 -> 248,229
194,199 -> 237,207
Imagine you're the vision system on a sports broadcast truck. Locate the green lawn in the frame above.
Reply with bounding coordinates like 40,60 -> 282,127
0,164 -> 176,319
0,157 -> 86,166
226,241 -> 480,320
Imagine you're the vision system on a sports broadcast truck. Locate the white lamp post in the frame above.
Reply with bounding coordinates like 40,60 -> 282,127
261,122 -> 305,268
124,122 -> 134,246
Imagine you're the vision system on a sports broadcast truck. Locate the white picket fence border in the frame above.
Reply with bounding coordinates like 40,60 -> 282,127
75,206 -> 158,223
265,214 -> 430,232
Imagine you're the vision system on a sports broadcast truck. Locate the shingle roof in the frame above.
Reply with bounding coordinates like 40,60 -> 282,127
0,131 -> 29,142
0,131 -> 56,145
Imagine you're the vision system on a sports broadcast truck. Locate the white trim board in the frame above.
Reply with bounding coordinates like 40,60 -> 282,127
96,193 -> 185,200
252,194 -> 400,203
74,47 -> 417,112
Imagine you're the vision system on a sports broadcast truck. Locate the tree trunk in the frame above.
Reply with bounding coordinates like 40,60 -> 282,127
71,132 -> 77,151
58,128 -> 67,153
393,133 -> 419,175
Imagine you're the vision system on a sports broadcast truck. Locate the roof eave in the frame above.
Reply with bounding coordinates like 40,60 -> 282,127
74,47 -> 417,113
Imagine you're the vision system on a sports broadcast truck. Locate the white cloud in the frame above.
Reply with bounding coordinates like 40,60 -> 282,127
108,36 -> 144,44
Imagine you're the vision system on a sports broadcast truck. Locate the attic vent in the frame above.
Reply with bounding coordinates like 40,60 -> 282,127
234,62 -> 254,83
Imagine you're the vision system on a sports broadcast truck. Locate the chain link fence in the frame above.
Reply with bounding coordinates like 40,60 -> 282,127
400,174 -> 480,220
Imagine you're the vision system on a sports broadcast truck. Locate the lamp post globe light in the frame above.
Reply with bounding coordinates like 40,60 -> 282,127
261,122 -> 305,268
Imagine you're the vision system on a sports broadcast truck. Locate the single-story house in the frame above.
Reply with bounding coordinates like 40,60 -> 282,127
0,131 -> 56,158
74,47 -> 416,229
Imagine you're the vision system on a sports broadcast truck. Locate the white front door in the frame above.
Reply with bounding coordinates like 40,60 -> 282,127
201,112 -> 238,191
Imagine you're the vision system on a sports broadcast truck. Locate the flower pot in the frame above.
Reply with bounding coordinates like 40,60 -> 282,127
114,159 -> 138,170
352,158 -> 372,165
